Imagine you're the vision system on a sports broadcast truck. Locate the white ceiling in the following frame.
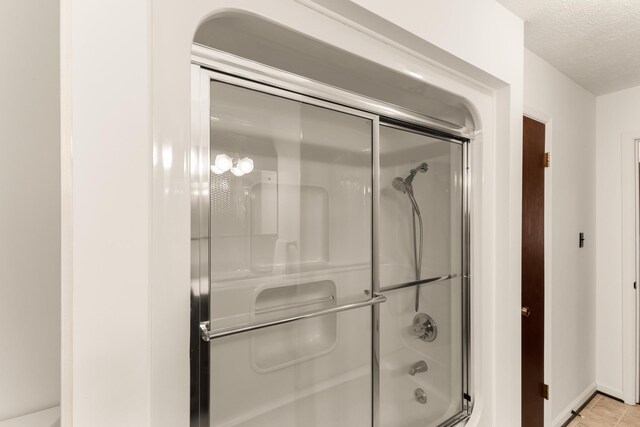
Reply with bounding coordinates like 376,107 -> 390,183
497,0 -> 640,95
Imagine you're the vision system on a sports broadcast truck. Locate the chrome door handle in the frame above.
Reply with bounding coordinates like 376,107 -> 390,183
521,306 -> 531,318
201,293 -> 387,341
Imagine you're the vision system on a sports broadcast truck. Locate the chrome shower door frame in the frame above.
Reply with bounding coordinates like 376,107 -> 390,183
190,47 -> 472,427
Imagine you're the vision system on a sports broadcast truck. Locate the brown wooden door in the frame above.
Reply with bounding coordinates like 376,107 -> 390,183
522,116 -> 545,427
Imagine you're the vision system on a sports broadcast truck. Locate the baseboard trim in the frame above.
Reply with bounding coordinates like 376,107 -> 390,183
598,390 -> 625,403
595,383 -> 624,400
552,383 -> 597,427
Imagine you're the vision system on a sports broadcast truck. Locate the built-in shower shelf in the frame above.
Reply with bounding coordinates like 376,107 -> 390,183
251,280 -> 337,372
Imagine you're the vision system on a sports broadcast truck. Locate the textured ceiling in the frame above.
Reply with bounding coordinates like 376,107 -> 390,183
497,0 -> 640,95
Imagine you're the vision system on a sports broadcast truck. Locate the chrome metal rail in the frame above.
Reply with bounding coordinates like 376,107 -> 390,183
380,274 -> 459,293
200,293 -> 387,341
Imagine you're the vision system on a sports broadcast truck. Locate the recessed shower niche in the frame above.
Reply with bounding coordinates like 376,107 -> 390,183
252,280 -> 337,372
192,12 -> 472,427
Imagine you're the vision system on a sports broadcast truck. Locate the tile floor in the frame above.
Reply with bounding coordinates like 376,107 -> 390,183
567,394 -> 640,426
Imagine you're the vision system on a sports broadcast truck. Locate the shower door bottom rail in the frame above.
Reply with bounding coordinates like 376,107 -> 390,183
200,292 -> 387,341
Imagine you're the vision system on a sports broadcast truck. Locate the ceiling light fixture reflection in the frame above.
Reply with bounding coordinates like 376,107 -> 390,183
214,154 -> 233,172
237,157 -> 254,174
211,154 -> 255,177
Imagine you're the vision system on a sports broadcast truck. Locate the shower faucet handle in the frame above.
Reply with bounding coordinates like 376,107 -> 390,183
412,313 -> 437,342
413,322 -> 427,335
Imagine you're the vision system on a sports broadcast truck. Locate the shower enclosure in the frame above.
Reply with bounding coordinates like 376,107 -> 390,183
191,47 -> 470,427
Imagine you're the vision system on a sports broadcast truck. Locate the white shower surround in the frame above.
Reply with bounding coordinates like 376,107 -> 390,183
179,8 -> 500,426
61,1 -> 524,426
181,6 -> 498,424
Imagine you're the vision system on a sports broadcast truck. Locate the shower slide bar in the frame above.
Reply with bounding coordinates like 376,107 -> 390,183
200,293 -> 387,341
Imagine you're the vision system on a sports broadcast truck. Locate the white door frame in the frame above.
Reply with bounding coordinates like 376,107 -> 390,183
637,138 -> 640,405
523,106 -> 553,427
621,133 -> 640,405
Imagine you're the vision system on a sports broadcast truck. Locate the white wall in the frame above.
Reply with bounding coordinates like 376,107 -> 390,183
0,0 -> 60,422
349,0 -> 522,84
595,84 -> 640,401
61,0 -> 152,425
523,50 -> 597,426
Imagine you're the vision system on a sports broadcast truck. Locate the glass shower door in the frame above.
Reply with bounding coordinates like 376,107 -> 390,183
198,77 -> 378,427
378,124 -> 466,427
192,63 -> 470,427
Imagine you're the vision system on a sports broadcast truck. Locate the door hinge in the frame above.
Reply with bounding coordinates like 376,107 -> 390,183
542,384 -> 550,400
634,281 -> 637,290
544,152 -> 551,168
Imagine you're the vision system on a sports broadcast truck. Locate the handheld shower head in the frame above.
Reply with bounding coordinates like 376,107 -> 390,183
392,177 -> 409,193
392,162 -> 429,193
391,161 -> 429,313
